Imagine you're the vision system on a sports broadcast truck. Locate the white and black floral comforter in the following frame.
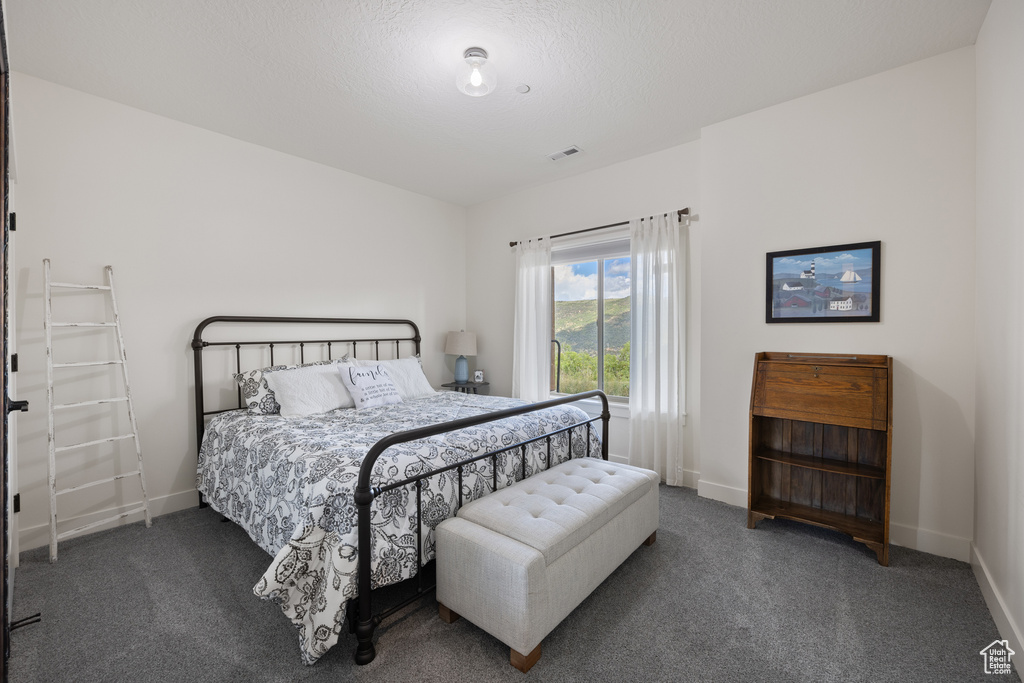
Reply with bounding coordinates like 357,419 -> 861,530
196,391 -> 601,664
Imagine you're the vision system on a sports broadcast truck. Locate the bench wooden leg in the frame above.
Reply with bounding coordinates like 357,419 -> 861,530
643,531 -> 656,546
438,603 -> 461,624
511,643 -> 541,673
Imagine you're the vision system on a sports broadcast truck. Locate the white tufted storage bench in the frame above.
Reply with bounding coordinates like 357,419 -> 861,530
435,457 -> 659,673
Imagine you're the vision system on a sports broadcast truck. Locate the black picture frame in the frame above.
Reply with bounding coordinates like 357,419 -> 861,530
766,240 -> 880,323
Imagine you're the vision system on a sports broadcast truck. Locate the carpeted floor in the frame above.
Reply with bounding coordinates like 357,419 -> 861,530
8,486 -> 1019,682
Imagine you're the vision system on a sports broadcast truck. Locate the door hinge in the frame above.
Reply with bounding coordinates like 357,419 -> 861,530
10,352 -> 17,372
13,493 -> 19,513
9,212 -> 15,232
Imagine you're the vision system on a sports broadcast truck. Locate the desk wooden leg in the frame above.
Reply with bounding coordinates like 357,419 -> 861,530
748,510 -> 771,529
865,541 -> 889,566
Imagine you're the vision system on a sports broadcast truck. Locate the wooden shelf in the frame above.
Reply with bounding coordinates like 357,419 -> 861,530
748,351 -> 893,566
754,449 -> 886,480
750,496 -> 884,545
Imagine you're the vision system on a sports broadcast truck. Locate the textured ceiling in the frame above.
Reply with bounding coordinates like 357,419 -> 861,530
7,0 -> 991,206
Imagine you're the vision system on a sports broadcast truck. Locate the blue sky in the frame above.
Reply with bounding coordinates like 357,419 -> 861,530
775,247 -> 873,275
554,257 -> 631,301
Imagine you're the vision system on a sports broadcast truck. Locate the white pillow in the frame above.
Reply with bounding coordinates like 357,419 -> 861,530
264,362 -> 355,416
234,357 -> 350,415
338,363 -> 403,409
354,357 -> 435,400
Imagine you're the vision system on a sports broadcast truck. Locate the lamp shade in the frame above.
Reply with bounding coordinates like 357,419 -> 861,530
445,331 -> 477,357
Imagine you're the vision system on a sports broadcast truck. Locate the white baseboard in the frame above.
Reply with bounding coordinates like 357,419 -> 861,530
972,544 -> 1024,658
696,478 -> 747,508
678,469 -> 700,489
693,480 -> 975,563
18,488 -> 200,553
607,455 -> 699,489
889,522 -> 971,562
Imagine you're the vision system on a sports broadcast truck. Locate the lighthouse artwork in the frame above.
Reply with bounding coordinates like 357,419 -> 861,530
765,241 -> 881,323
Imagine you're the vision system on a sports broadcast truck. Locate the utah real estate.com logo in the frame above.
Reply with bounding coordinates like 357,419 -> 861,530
980,640 -> 1015,675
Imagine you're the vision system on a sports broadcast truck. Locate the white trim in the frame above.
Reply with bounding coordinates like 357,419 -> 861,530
558,394 -> 688,425
18,488 -> 198,552
676,469 -> 700,488
551,236 -> 630,264
611,451 -> 697,487
696,478 -> 748,507
560,395 -> 630,420
972,544 -> 1024,659
550,225 -> 631,252
889,522 -> 971,562
694,483 -> 974,562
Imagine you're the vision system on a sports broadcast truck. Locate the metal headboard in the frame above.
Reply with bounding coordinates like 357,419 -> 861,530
190,315 -> 421,453
190,314 -> 610,666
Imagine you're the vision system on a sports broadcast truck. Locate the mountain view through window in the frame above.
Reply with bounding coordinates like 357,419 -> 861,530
552,256 -> 630,398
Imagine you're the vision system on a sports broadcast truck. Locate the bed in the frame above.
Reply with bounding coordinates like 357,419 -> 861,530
191,316 -> 609,665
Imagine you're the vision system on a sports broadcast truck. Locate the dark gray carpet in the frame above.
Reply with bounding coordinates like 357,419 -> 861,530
8,487 -> 1018,682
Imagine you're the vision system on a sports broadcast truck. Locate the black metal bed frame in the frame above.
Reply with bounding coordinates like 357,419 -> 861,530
191,316 -> 609,665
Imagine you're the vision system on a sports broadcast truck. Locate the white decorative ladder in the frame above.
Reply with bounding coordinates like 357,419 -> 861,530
44,260 -> 151,562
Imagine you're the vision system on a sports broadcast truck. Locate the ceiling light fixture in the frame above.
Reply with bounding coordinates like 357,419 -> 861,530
457,47 -> 496,97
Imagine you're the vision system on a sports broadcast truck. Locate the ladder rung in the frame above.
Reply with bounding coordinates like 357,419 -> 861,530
54,397 -> 128,410
47,263 -> 152,560
55,434 -> 135,452
56,506 -> 147,540
50,282 -> 111,290
53,360 -> 124,368
56,470 -> 141,496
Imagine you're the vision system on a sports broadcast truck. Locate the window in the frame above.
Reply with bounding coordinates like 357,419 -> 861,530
550,237 -> 631,399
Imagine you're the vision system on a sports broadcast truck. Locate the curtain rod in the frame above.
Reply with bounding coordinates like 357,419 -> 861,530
509,208 -> 691,248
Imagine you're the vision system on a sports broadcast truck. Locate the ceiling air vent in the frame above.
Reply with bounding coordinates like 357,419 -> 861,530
547,145 -> 581,161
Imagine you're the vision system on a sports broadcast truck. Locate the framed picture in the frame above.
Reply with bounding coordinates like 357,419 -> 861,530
766,241 -> 880,323
473,369 -> 484,383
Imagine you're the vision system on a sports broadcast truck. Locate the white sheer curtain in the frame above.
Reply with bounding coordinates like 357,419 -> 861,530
512,239 -> 552,402
628,214 -> 686,485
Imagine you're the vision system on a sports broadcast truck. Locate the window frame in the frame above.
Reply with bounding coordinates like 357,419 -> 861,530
549,235 -> 631,403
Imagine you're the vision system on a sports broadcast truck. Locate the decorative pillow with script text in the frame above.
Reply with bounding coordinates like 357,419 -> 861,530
338,363 -> 403,409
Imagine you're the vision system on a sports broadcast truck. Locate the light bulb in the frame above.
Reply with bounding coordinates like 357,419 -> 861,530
457,47 -> 496,97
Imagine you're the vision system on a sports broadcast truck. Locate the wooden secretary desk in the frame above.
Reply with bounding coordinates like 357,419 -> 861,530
747,352 -> 893,565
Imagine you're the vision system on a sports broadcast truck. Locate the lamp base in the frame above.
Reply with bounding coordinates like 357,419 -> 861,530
454,355 -> 469,384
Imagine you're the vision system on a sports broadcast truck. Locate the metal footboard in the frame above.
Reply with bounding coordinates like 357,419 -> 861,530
352,390 -> 610,665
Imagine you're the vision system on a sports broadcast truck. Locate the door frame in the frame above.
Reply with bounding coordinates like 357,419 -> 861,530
1,2 -> 11,679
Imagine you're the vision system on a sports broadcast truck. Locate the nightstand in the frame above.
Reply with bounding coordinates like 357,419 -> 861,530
441,381 -> 490,395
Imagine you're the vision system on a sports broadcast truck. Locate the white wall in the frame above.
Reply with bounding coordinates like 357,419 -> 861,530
699,48 -> 977,560
465,142 -> 701,479
974,0 -> 1024,656
11,74 -> 468,550
8,40 -> 996,579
